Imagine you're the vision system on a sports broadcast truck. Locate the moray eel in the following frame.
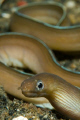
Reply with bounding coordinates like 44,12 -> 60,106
20,73 -> 80,120
10,2 -> 80,51
0,2 -> 80,118
0,33 -> 80,117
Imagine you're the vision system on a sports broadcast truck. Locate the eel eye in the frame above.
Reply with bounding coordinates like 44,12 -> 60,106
36,80 -> 44,91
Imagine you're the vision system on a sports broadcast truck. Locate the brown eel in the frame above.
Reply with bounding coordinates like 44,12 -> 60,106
0,2 -> 80,119
20,73 -> 80,120
10,2 -> 80,51
0,33 -> 80,119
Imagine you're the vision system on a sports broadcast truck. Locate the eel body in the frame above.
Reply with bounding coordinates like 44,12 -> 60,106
0,33 -> 80,87
10,2 -> 80,51
0,32 -> 80,118
21,73 -> 80,120
0,2 -> 80,119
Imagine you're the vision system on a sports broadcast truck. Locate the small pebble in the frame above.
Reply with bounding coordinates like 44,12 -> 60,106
70,63 -> 76,69
12,116 -> 28,120
64,0 -> 76,9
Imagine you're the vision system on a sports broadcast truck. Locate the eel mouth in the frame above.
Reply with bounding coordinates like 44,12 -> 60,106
19,85 -> 38,97
21,89 -> 47,97
22,91 -> 39,97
